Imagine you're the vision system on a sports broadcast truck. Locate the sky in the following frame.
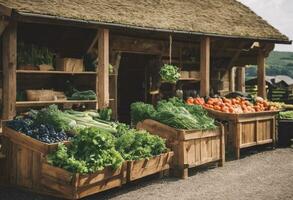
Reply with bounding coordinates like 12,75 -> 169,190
237,0 -> 293,52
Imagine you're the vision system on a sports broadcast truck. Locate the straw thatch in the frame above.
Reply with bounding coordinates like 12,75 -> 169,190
0,0 -> 289,42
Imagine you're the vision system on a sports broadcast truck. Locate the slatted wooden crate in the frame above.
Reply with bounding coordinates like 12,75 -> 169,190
1,124 -> 69,190
206,109 -> 278,159
41,162 -> 127,199
127,151 -> 173,182
137,120 -> 225,179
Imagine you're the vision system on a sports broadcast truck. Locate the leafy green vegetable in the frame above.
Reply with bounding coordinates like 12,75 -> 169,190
34,105 -> 117,134
279,111 -> 293,119
114,123 -> 131,138
47,127 -> 124,174
130,102 -> 156,125
115,129 -> 167,161
130,97 -> 216,130
99,108 -> 112,121
34,105 -> 75,132
68,90 -> 97,100
159,64 -> 180,84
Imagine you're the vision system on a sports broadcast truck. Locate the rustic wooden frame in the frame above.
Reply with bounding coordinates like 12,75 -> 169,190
137,119 -> 225,179
1,124 -> 70,189
2,21 -> 17,120
206,109 -> 278,159
41,162 -> 127,200
127,152 -> 173,181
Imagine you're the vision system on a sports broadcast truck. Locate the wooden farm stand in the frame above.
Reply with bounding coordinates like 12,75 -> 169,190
127,151 -> 173,181
1,123 -> 70,191
206,109 -> 278,159
41,162 -> 127,199
137,119 -> 225,179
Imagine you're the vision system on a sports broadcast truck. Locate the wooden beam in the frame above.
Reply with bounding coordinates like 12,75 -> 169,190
200,36 -> 210,97
226,42 -> 246,70
2,21 -> 17,120
0,19 -> 8,36
229,67 -> 235,92
97,28 -> 109,109
235,67 -> 246,92
87,30 -> 99,54
257,50 -> 266,98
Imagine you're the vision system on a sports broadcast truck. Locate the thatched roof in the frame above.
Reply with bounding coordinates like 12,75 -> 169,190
0,0 -> 290,42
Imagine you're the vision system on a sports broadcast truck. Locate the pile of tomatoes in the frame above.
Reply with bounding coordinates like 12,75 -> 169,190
186,97 -> 278,114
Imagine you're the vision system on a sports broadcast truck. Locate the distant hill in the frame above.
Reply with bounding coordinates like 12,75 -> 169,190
246,51 -> 293,80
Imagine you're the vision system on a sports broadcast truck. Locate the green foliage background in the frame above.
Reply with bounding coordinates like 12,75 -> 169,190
246,51 -> 293,80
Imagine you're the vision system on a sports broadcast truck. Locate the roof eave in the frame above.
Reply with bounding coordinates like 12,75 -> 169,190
11,11 -> 292,45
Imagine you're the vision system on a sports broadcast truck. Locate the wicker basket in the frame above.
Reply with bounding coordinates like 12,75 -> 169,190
26,90 -> 55,101
56,58 -> 84,72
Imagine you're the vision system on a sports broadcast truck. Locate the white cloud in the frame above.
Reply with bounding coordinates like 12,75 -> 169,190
238,0 -> 293,52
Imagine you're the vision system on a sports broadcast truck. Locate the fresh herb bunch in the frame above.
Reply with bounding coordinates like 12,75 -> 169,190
159,64 -> 180,84
130,102 -> 156,125
34,105 -> 76,132
115,129 -> 167,161
99,108 -> 112,121
17,42 -> 54,66
47,127 -> 124,174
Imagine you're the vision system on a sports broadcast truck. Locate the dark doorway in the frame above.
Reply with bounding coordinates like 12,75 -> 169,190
117,53 -> 158,123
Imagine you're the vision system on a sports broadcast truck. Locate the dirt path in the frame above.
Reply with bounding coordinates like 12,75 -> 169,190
1,148 -> 293,200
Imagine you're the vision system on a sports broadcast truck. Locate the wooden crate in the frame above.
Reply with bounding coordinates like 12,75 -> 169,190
1,125 -> 69,190
56,58 -> 84,72
41,162 -> 127,199
206,109 -> 278,159
127,151 -> 173,182
137,120 -> 225,179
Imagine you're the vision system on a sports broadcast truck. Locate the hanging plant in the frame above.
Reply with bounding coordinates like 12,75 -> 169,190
159,64 -> 181,84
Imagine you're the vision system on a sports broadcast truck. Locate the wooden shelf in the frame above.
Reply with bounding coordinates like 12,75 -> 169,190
179,78 -> 200,81
16,100 -> 97,108
16,70 -> 97,75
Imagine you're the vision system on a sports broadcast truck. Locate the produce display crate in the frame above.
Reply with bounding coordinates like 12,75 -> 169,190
278,119 -> 293,147
137,120 -> 225,179
41,162 -> 127,199
127,151 -> 173,182
1,123 -> 70,190
206,109 -> 279,159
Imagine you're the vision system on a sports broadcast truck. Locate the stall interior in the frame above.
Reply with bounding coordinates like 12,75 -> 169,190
5,22 -> 100,114
0,22 -> 274,121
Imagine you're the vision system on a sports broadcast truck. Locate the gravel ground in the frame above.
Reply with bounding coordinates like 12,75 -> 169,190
0,147 -> 293,200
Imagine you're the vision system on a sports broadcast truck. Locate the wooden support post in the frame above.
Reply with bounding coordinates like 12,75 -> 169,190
229,67 -> 235,92
257,50 -> 266,98
235,67 -> 246,92
200,36 -> 210,97
2,21 -> 17,120
0,20 -> 9,36
97,28 -> 109,109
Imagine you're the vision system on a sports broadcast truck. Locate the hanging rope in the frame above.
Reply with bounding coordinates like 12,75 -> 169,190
169,34 -> 172,64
